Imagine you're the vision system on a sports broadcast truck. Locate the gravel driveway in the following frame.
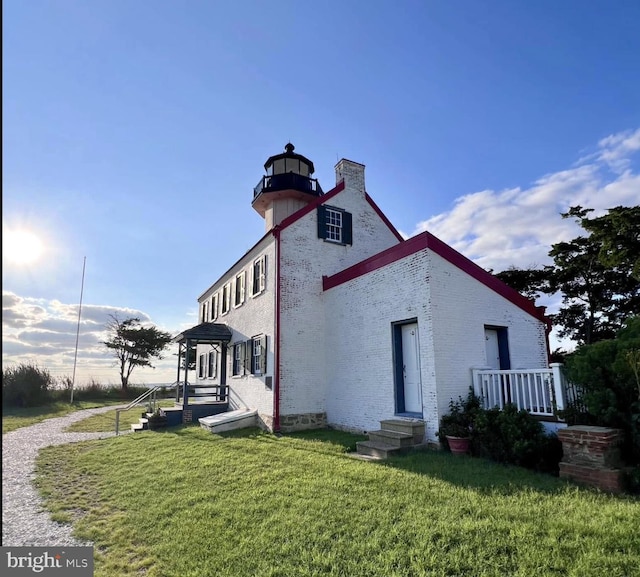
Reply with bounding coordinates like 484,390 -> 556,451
2,405 -> 129,546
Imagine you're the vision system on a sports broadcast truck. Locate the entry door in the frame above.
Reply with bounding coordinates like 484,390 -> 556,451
401,323 -> 422,414
484,329 -> 500,369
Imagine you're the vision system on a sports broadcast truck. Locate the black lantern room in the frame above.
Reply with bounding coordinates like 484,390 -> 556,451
252,143 -> 323,229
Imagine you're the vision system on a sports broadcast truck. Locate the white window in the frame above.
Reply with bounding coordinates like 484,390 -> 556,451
211,293 -> 219,321
232,342 -> 244,376
252,255 -> 267,296
198,353 -> 206,379
201,301 -> 208,324
207,350 -> 217,379
317,205 -> 352,245
221,283 -> 231,314
325,208 -> 343,242
250,335 -> 267,375
234,271 -> 246,307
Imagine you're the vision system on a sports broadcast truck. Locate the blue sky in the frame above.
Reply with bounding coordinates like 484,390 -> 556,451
3,0 -> 639,386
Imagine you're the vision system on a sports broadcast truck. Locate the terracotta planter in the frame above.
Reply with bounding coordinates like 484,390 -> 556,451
446,435 -> 471,455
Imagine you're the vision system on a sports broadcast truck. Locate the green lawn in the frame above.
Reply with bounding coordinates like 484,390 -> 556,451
63,400 -> 177,433
2,401 -> 124,434
34,426 -> 640,577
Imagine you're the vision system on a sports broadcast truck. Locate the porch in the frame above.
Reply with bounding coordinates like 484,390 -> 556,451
172,322 -> 234,423
471,363 -> 576,426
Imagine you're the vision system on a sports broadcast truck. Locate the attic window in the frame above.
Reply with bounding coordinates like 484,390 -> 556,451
317,205 -> 352,245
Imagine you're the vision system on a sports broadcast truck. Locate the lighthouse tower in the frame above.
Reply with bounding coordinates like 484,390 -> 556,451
252,143 -> 323,231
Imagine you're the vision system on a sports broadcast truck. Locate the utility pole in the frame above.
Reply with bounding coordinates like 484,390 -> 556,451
70,256 -> 86,404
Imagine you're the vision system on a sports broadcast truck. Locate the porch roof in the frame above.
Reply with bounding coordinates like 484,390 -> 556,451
173,322 -> 232,344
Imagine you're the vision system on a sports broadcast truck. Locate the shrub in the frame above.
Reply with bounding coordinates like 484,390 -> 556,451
2,363 -> 54,407
438,388 -> 563,474
563,316 -> 640,466
471,404 -> 561,473
436,391 -> 479,443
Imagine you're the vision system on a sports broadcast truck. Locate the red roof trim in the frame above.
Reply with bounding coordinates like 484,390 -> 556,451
365,193 -> 405,242
277,180 -> 346,230
323,231 -> 547,322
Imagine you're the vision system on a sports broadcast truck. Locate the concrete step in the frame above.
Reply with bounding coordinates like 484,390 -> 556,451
356,440 -> 408,460
367,429 -> 415,448
380,419 -> 425,444
131,422 -> 146,432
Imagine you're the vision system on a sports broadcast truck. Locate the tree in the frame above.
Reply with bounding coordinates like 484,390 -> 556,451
563,317 -> 640,467
576,205 -> 640,282
491,265 -> 551,301
103,315 -> 173,390
495,205 -> 640,346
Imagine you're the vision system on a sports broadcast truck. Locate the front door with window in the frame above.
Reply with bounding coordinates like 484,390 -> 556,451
400,323 -> 422,414
484,328 -> 501,369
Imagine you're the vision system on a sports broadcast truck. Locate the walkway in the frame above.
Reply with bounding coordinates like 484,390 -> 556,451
2,405 -> 128,546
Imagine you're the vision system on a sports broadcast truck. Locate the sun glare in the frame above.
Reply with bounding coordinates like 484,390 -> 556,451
3,229 -> 44,264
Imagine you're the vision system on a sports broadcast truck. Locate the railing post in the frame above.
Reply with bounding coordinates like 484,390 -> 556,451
550,363 -> 566,415
115,410 -> 120,436
471,368 -> 488,407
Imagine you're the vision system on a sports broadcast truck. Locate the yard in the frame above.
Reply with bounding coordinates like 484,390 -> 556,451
33,419 -> 640,577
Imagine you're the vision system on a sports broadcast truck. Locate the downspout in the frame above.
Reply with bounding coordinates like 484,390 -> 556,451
273,226 -> 282,433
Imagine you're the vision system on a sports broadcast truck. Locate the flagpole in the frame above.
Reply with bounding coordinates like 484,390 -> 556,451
70,256 -> 86,404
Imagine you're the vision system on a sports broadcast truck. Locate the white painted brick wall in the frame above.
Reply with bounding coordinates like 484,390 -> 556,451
279,162 -> 401,417
428,251 -> 548,424
196,236 -> 276,420
323,246 -> 549,443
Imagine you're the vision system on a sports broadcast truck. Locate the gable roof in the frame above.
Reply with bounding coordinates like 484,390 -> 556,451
322,230 -> 548,323
276,180 -> 404,242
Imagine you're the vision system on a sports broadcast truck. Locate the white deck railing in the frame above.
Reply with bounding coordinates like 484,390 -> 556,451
472,363 -> 567,418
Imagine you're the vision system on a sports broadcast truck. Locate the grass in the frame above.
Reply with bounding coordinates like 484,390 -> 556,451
64,400 -> 177,433
34,426 -> 640,577
2,400 -> 124,434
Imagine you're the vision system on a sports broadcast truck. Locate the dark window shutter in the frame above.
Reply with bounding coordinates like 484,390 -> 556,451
232,345 -> 238,375
244,340 -> 251,375
342,211 -> 353,245
260,335 -> 267,374
252,261 -> 259,295
317,205 -> 327,239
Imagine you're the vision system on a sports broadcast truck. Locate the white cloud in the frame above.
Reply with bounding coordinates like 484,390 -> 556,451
597,128 -> 640,173
410,127 -> 640,352
2,291 -> 181,386
412,128 -> 639,272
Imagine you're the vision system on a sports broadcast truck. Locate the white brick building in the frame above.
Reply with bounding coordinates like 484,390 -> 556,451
176,144 -> 550,442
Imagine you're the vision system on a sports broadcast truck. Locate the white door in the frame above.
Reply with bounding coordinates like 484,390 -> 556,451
401,323 -> 422,414
485,329 -> 500,369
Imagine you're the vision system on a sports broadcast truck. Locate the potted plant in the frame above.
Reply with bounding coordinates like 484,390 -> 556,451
146,407 -> 168,430
437,395 -> 473,455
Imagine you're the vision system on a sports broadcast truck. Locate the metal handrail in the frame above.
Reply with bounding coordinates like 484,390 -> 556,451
115,382 -> 179,436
